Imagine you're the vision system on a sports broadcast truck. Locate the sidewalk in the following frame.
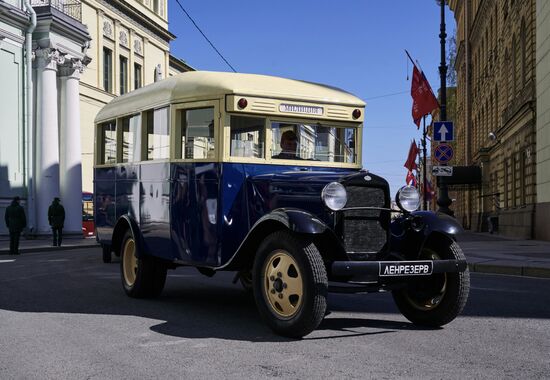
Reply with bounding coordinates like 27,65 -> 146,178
457,231 -> 550,279
0,235 -> 99,255
1,231 -> 549,279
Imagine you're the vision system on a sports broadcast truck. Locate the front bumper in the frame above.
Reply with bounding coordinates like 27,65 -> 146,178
332,259 -> 467,281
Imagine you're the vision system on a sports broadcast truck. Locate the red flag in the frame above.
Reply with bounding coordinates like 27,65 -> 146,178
404,140 -> 419,171
406,170 -> 417,187
411,65 -> 439,128
425,179 -> 434,201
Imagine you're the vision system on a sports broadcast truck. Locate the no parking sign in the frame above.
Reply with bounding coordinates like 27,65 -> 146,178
434,143 -> 453,163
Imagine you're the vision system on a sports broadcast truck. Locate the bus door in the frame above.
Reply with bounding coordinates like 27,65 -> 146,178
171,101 -> 221,266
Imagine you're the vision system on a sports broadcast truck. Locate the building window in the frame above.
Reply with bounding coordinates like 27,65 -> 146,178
103,47 -> 113,93
134,63 -> 142,90
120,56 -> 128,95
153,0 -> 159,13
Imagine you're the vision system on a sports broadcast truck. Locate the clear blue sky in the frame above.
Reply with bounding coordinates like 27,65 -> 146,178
168,0 -> 456,196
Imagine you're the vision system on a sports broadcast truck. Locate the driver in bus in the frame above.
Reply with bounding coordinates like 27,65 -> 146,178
273,130 -> 300,160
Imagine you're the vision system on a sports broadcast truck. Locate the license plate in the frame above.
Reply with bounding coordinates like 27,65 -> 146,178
379,261 -> 433,277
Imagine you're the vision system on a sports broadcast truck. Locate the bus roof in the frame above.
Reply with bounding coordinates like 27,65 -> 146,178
95,71 -> 366,123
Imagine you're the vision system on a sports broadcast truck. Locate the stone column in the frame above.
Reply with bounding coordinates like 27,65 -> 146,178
34,48 -> 64,234
59,59 -> 84,234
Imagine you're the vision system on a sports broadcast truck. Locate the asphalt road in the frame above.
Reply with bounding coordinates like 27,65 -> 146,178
1,248 -> 549,379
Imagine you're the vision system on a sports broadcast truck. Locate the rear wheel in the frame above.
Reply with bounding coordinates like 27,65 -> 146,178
392,239 -> 470,327
120,230 -> 167,298
253,230 -> 328,338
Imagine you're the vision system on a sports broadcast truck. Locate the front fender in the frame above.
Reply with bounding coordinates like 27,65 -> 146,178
390,211 -> 463,259
257,208 -> 329,234
218,208 -> 331,271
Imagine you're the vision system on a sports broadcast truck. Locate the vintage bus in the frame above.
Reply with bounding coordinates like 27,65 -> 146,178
94,71 -> 469,338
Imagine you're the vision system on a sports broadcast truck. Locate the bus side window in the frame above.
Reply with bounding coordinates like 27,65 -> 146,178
99,120 -> 116,165
146,107 -> 170,160
230,115 -> 265,158
177,107 -> 215,159
121,114 -> 141,162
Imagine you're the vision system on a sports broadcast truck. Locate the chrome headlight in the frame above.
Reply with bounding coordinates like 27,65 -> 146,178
396,186 -> 421,212
321,182 -> 347,211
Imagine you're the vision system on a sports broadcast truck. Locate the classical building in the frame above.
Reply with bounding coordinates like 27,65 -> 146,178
79,0 -> 181,194
1,0 -> 91,235
1,0 -> 193,236
449,0 -> 537,238
536,0 -> 550,240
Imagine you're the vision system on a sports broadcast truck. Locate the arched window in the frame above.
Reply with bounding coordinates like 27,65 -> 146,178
521,18 -> 527,86
512,34 -> 517,96
504,48 -> 510,103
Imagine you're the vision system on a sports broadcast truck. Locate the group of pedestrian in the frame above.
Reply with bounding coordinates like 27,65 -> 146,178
4,196 -> 65,255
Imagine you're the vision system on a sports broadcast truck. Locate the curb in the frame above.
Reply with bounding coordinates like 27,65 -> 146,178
0,243 -> 99,255
468,262 -> 550,279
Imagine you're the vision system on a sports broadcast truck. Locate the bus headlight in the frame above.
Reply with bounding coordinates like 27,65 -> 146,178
322,182 -> 347,211
395,186 -> 421,212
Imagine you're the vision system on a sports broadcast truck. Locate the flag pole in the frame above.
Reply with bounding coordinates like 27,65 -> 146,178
422,116 -> 428,210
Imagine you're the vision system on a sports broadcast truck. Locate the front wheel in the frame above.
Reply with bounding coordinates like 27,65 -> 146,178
120,230 -> 167,298
253,231 -> 328,338
392,239 -> 470,327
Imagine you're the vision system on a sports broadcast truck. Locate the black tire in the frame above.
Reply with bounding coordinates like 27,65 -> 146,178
102,244 -> 112,263
253,230 -> 328,338
392,239 -> 470,327
120,230 -> 167,298
239,270 -> 253,293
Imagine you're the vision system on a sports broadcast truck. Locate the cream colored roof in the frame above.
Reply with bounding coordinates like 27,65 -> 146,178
95,71 -> 365,123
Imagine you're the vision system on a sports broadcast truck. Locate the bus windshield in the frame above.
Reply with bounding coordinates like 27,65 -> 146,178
271,121 -> 357,164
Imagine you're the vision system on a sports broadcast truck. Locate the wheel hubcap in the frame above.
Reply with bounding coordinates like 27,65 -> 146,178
123,238 -> 137,287
263,250 -> 303,318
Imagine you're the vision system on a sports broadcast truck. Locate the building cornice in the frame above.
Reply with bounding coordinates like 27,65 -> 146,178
88,0 -> 175,45
170,54 -> 195,72
0,1 -> 30,30
34,6 -> 91,47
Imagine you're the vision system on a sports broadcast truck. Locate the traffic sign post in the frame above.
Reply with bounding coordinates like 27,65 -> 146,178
433,121 -> 454,142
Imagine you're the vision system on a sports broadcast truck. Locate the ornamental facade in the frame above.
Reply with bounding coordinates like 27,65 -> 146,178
79,0 -> 182,194
448,0 -> 538,238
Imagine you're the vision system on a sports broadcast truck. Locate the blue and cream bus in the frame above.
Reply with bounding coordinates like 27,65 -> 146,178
94,71 -> 469,338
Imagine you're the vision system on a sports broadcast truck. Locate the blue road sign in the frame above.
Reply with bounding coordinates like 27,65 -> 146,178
434,143 -> 453,163
434,121 -> 454,142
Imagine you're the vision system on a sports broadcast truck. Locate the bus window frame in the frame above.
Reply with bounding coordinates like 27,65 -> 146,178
95,119 -> 118,167
224,113 -> 268,164
170,99 -> 221,163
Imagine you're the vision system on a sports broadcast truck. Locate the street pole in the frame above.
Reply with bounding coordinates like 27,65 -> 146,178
422,116 -> 428,210
436,0 -> 454,216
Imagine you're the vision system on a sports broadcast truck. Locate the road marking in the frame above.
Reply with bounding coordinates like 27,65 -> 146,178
0,260 -> 16,263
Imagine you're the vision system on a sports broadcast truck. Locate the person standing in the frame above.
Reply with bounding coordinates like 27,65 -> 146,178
4,196 -> 26,255
48,197 -> 65,247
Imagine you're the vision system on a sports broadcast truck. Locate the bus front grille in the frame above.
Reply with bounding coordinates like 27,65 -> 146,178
342,186 -> 389,260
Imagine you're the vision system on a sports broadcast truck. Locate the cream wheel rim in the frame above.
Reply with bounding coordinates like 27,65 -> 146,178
405,248 -> 447,311
123,238 -> 137,287
263,250 -> 304,318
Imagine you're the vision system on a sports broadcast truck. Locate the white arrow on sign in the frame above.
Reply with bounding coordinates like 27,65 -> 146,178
439,124 -> 449,141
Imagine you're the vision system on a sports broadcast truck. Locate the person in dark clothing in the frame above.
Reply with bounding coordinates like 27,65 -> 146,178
48,197 -> 65,247
4,196 -> 26,255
